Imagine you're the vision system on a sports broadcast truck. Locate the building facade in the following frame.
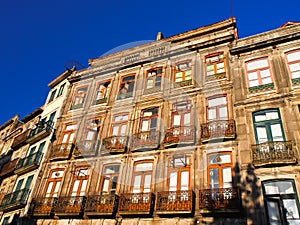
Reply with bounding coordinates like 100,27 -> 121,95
0,17 -> 300,225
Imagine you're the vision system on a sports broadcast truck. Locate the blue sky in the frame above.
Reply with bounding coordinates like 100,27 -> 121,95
0,0 -> 299,125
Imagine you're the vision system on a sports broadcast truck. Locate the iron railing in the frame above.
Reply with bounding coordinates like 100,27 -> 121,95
199,188 -> 240,210
164,126 -> 194,146
49,143 -> 73,160
15,151 -> 42,174
27,121 -> 53,143
103,136 -> 128,153
132,131 -> 159,150
54,196 -> 86,215
85,194 -> 118,215
0,188 -> 30,211
201,119 -> 236,142
251,141 -> 297,166
156,190 -> 194,213
30,197 -> 58,216
118,192 -> 154,214
11,130 -> 29,149
74,140 -> 99,157
0,158 -> 19,177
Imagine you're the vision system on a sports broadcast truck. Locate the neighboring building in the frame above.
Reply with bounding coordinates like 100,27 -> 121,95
0,68 -> 74,225
1,17 -> 300,225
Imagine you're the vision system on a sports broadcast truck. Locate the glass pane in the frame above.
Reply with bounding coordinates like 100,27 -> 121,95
147,79 -> 153,89
111,176 -> 118,192
135,163 -> 152,171
250,80 -> 259,87
120,124 -> 126,135
260,69 -> 271,78
180,171 -> 189,190
53,181 -> 61,196
133,175 -> 141,193
283,199 -> 300,220
209,154 -> 231,164
169,172 -> 177,191
72,180 -> 80,194
248,72 -> 258,80
208,97 -> 226,107
210,168 -> 219,189
267,200 -> 282,225
69,133 -> 75,142
289,63 -> 300,72
150,117 -> 157,130
266,112 -> 279,120
270,124 -> 284,141
173,115 -> 181,126
287,51 -> 300,62
247,58 -> 268,70
264,181 -> 295,194
141,120 -> 149,131
62,134 -> 68,143
104,165 -> 119,174
208,108 -> 216,120
112,126 -> 119,135
80,180 -> 87,195
222,167 -> 232,188
262,77 -> 272,84
291,71 -> 300,79
46,182 -> 53,195
257,127 -> 268,143
219,106 -> 228,119
86,130 -> 95,140
143,174 -> 151,193
183,113 -> 190,125
102,179 -> 109,193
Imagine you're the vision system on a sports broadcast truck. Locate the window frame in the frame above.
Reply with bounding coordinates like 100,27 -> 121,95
168,155 -> 191,191
43,169 -> 64,198
174,60 -> 192,84
145,67 -> 163,90
99,164 -> 120,195
48,89 -> 57,103
93,80 -> 111,104
57,83 -> 66,97
71,86 -> 88,109
245,57 -> 274,88
110,113 -> 128,136
70,167 -> 90,197
117,74 -> 135,100
285,49 -> 300,81
206,95 -> 228,121
139,107 -> 159,133
205,52 -> 226,79
131,160 -> 153,193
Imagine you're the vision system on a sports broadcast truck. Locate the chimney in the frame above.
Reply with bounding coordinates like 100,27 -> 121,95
156,32 -> 164,40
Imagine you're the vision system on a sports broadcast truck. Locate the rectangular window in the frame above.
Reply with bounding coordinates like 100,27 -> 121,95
48,89 -> 57,103
44,170 -> 64,198
246,58 -> 273,88
253,109 -> 285,144
57,83 -> 66,97
100,164 -> 120,195
132,161 -> 153,193
285,50 -> 300,80
111,114 -> 128,136
140,108 -> 158,132
94,81 -> 111,104
117,75 -> 135,100
263,180 -> 300,225
71,168 -> 89,196
146,67 -> 163,89
174,61 -> 192,84
205,53 -> 226,79
71,86 -> 88,109
207,96 -> 228,121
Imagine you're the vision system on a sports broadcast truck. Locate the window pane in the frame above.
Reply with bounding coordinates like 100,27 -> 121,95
112,126 -> 119,135
270,124 -> 284,141
247,59 -> 268,70
208,108 -> 216,120
144,174 -> 151,193
180,171 -> 189,190
250,80 -> 259,87
141,120 -> 149,131
266,200 -> 282,224
120,124 -> 126,135
183,113 -> 190,125
102,179 -> 109,193
135,163 -> 152,171
222,167 -> 232,188
208,97 -> 226,107
169,172 -> 177,191
210,168 -> 219,188
46,182 -> 53,195
173,115 -> 181,126
219,106 -> 228,119
287,51 -> 300,62
53,181 -> 61,197
133,175 -> 141,193
104,165 -> 120,174
72,180 -> 80,194
257,127 -> 268,143
283,199 -> 300,220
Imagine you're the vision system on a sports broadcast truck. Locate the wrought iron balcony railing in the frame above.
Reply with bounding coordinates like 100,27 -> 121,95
251,141 -> 297,167
54,196 -> 86,216
199,188 -> 240,211
201,119 -> 236,142
103,136 -> 128,154
49,143 -> 73,160
27,121 -> 53,144
85,194 -> 118,216
15,151 -> 43,175
118,192 -> 154,215
11,130 -> 30,149
73,140 -> 100,157
131,131 -> 159,150
0,188 -> 30,211
156,190 -> 194,214
30,197 -> 58,217
163,126 -> 195,146
0,158 -> 19,178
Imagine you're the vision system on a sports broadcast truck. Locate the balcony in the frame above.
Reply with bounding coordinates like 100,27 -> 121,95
30,197 -> 57,217
199,188 -> 240,212
163,126 -> 195,147
0,158 -> 19,178
156,190 -> 194,214
85,194 -> 118,216
49,143 -> 73,161
15,151 -> 43,175
0,188 -> 30,212
131,131 -> 160,151
27,121 -> 53,144
54,196 -> 86,217
118,192 -> 154,215
73,140 -> 100,157
11,130 -> 29,149
201,119 -> 236,143
103,136 -> 128,154
251,141 -> 297,167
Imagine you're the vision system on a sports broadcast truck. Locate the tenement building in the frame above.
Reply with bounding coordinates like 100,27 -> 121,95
0,17 -> 300,225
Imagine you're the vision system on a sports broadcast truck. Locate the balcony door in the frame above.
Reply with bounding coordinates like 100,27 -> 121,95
70,168 -> 89,197
100,164 -> 119,195
60,124 -> 77,150
253,109 -> 285,144
44,170 -> 64,198
140,108 -> 158,133
168,156 -> 190,192
208,153 -> 232,189
112,114 -> 128,137
132,161 -> 153,193
207,95 -> 228,121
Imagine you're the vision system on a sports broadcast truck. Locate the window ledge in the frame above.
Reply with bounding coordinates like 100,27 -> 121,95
248,83 -> 275,93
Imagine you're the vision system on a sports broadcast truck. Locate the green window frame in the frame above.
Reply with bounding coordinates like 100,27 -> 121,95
252,109 -> 285,144
57,83 -> 66,97
48,89 -> 57,103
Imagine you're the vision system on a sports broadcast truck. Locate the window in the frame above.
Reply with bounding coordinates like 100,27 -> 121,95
145,67 -> 163,89
117,75 -> 135,99
100,164 -> 120,195
174,61 -> 192,84
205,53 -> 226,79
263,179 -> 300,225
70,168 -> 89,196
48,89 -> 57,103
57,83 -> 66,97
60,123 -> 77,149
94,81 -> 111,104
285,50 -> 300,81
82,119 -> 101,149
246,57 -> 273,89
168,156 -> 190,192
253,109 -> 285,144
111,114 -> 128,136
71,86 -> 88,109
2,217 -> 10,225
208,152 -> 232,189
172,102 -> 191,127
207,96 -> 228,121
140,108 -> 158,133
132,161 -> 153,193
44,170 -> 64,198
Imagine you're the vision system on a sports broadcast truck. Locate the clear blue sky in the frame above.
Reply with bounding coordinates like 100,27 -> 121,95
0,0 -> 299,125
